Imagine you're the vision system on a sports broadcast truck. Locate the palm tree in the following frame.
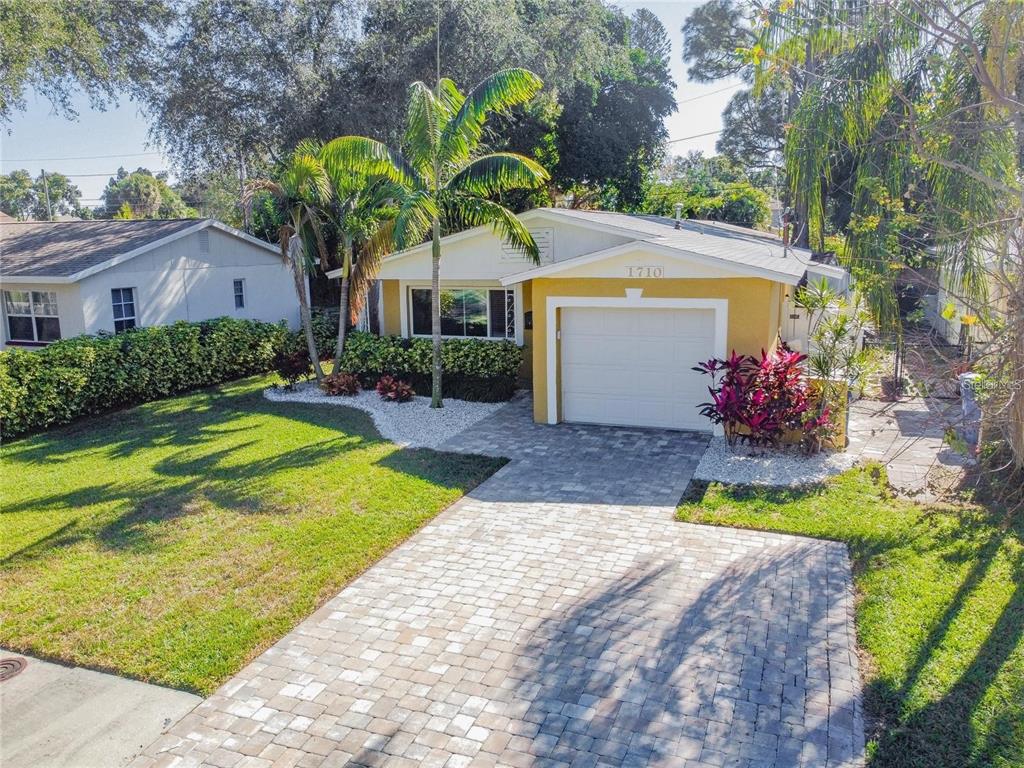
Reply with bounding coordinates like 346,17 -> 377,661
244,145 -> 330,381
321,69 -> 549,407
317,144 -> 400,369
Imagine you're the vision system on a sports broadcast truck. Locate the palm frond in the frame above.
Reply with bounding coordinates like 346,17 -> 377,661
350,220 -> 395,323
393,190 -> 437,250
281,153 -> 331,204
441,68 -> 543,168
447,195 -> 540,263
449,152 -> 549,198
320,136 -> 422,192
405,81 -> 443,180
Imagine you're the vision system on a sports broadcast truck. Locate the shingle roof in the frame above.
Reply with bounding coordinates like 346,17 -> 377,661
540,208 -> 812,280
0,219 -> 205,278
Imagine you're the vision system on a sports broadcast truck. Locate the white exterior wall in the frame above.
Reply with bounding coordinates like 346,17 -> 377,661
377,212 -> 633,282
77,228 -> 299,334
0,282 -> 84,349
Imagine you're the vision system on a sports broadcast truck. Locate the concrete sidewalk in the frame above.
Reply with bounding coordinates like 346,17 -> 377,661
0,650 -> 200,768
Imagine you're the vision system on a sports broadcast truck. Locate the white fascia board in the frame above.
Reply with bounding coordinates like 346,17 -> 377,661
501,238 -> 804,286
1,275 -> 76,284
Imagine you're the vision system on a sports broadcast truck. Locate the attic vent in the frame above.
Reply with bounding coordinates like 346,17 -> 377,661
501,227 -> 553,263
198,229 -> 210,254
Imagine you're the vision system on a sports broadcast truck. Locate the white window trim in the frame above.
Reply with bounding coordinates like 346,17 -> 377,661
545,290 -> 728,433
233,278 -> 246,310
111,287 -> 138,332
2,289 -> 61,344
399,281 -> 523,345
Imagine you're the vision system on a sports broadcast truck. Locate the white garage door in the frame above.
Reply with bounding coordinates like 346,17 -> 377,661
560,307 -> 716,431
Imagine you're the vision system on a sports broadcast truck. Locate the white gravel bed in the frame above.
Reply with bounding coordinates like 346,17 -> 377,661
694,435 -> 857,487
264,381 -> 505,449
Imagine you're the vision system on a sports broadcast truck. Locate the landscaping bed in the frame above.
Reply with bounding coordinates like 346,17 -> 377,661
0,375 -> 502,695
678,467 -> 1024,768
265,381 -> 506,449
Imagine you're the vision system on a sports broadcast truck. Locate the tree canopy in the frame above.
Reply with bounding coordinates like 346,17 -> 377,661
99,168 -> 195,219
0,169 -> 86,220
0,0 -> 170,122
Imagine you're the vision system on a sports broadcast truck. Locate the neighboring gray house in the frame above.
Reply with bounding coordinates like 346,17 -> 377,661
0,218 -> 299,349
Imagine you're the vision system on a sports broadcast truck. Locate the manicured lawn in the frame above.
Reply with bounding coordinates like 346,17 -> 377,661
678,467 -> 1024,768
0,376 -> 502,695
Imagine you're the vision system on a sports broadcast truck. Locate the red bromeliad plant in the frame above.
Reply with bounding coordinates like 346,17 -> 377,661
694,347 -> 812,447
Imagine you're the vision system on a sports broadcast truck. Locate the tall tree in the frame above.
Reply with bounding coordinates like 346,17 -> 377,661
324,69 -> 549,407
549,9 -> 677,209
763,0 -> 1024,472
0,170 -> 85,220
245,148 -> 332,381
317,140 -> 400,368
0,0 -> 171,122
100,168 -> 195,219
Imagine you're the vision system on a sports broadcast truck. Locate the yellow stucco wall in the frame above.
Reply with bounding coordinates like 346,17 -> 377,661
529,277 -> 784,424
520,281 -> 533,381
381,280 -> 401,335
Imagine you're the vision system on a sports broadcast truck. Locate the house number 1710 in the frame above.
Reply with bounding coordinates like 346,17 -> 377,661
626,265 -> 664,278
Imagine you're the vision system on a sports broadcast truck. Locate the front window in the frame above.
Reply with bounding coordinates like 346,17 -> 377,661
233,279 -> 245,309
111,288 -> 137,333
3,290 -> 61,343
410,288 -> 515,339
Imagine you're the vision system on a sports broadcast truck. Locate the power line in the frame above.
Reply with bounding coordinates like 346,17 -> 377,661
60,171 -> 171,178
0,151 -> 165,163
677,83 -> 743,104
666,129 -> 723,145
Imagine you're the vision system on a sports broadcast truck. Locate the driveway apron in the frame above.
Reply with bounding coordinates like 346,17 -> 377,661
137,396 -> 865,768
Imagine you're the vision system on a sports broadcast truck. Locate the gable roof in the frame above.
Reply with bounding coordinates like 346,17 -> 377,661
530,208 -> 811,282
0,218 -> 280,282
330,207 -> 828,285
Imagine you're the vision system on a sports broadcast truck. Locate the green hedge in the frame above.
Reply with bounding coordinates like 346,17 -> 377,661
1,318 -> 287,438
337,332 -> 522,401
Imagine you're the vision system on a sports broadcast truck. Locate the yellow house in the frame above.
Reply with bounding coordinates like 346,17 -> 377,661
331,208 -> 849,433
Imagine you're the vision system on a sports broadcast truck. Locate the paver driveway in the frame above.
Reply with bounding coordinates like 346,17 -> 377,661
137,396 -> 864,768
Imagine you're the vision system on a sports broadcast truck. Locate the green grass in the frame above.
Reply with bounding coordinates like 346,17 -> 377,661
678,467 -> 1024,768
0,376 -> 502,695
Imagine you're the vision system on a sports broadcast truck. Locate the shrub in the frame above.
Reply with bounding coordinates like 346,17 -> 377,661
1,317 -> 287,438
273,345 -> 312,389
337,332 -> 522,402
695,347 -> 811,446
375,374 -> 414,402
320,371 -> 360,396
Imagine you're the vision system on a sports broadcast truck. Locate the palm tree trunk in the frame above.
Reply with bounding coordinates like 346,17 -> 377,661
430,216 -> 443,408
288,241 -> 324,381
334,265 -> 351,373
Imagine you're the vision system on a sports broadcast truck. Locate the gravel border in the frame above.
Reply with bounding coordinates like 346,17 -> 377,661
264,382 -> 506,449
693,435 -> 857,487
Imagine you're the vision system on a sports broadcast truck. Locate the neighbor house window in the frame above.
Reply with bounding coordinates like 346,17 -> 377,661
111,288 -> 137,333
233,279 -> 245,309
409,288 -> 515,339
3,290 -> 61,343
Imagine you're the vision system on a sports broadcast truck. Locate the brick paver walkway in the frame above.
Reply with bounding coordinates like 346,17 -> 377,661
137,396 -> 864,768
847,397 -> 968,500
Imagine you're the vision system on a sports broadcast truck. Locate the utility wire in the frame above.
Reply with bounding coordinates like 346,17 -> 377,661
666,129 -> 723,145
676,83 -> 743,104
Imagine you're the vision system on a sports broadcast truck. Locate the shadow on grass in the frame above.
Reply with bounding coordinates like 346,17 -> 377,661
1,378 -> 499,564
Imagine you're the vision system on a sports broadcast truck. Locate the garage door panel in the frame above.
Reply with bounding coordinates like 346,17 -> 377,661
560,306 -> 716,431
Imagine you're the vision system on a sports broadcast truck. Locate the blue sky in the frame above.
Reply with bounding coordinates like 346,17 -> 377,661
0,1 -> 741,203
